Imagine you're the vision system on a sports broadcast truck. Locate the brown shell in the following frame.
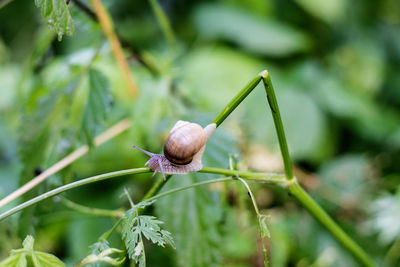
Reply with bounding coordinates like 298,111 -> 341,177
163,123 -> 206,165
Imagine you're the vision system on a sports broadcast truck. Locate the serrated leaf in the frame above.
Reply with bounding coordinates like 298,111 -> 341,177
32,251 -> 65,267
136,200 -> 156,209
155,172 -> 222,267
193,3 -> 310,56
122,208 -> 175,265
82,68 -> 112,146
160,230 -> 176,249
0,254 -> 27,267
34,0 -> 74,41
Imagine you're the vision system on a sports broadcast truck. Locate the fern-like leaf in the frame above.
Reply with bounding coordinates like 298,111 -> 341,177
122,205 -> 175,266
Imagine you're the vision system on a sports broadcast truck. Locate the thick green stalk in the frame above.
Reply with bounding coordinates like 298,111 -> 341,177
212,75 -> 262,126
288,180 -> 375,267
0,168 -> 151,221
142,175 -> 169,200
145,177 -> 233,202
199,167 -> 286,185
261,71 -> 293,180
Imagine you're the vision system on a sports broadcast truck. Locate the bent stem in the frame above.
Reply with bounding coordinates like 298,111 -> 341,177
287,180 -> 375,267
261,71 -> 293,180
209,70 -> 372,266
211,71 -> 293,180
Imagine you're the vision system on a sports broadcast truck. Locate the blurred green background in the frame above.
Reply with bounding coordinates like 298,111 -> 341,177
0,0 -> 400,266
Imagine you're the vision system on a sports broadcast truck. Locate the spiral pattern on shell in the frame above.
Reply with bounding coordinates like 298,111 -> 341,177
163,122 -> 206,165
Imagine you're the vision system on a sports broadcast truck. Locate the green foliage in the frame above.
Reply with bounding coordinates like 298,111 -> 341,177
155,173 -> 223,267
1,0 -> 400,265
193,3 -> 311,56
82,69 -> 113,146
34,0 -> 74,41
76,239 -> 125,267
0,235 -> 64,267
122,201 -> 175,266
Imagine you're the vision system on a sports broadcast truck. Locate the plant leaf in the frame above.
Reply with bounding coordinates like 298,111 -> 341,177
82,68 -> 113,146
34,0 -> 74,41
136,200 -> 156,209
77,246 -> 125,267
0,235 -> 65,267
0,254 -> 27,267
155,172 -> 223,267
122,208 -> 175,265
32,251 -> 65,267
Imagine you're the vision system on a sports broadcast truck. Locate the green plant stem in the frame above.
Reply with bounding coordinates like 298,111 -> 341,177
0,168 -> 151,221
145,177 -> 233,202
212,75 -> 262,127
261,71 -> 293,180
147,0 -> 176,49
60,197 -> 124,218
142,176 -> 170,201
102,217 -> 123,240
236,177 -> 269,267
211,70 -> 293,180
200,167 -> 286,184
0,167 -> 283,221
287,180 -> 374,267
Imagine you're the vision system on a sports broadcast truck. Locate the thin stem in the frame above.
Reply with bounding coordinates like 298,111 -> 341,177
0,168 -> 151,221
59,197 -> 124,218
102,217 -> 123,240
0,167 -> 283,221
91,0 -> 137,96
287,181 -> 374,267
0,119 -> 132,208
236,178 -> 269,267
142,176 -> 168,201
123,188 -> 135,209
260,71 -> 293,180
145,177 -> 233,203
212,74 -> 262,127
147,0 -> 176,49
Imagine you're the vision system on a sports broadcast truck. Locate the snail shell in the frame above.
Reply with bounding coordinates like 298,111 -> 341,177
132,120 -> 216,180
164,121 -> 206,165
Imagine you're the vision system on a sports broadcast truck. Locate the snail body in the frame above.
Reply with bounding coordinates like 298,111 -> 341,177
133,120 -> 216,180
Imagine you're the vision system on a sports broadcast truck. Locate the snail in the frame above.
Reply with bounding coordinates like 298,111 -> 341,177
133,120 -> 216,180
